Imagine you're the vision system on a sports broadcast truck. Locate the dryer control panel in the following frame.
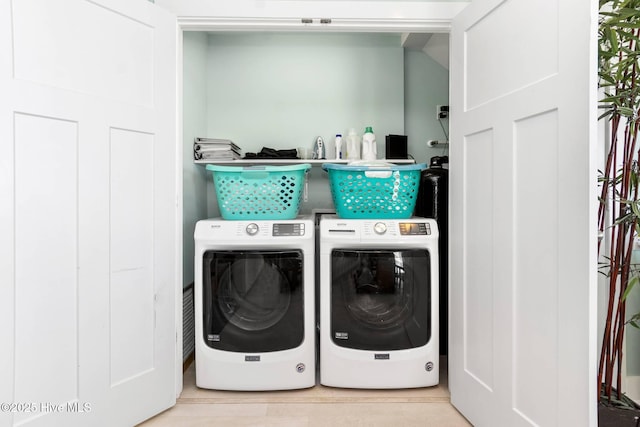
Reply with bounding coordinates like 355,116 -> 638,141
362,220 -> 432,237
399,222 -> 431,235
320,215 -> 439,243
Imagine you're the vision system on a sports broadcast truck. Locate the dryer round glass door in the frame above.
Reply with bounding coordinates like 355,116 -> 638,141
202,250 -> 305,353
344,253 -> 412,328
330,249 -> 432,351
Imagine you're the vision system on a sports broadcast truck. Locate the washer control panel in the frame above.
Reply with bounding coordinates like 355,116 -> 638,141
244,222 -> 306,236
273,223 -> 306,237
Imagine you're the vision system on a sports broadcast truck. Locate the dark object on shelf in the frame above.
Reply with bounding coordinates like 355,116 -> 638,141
385,134 -> 408,159
244,147 -> 299,159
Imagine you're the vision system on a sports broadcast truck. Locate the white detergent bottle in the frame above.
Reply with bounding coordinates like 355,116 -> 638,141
346,128 -> 360,160
361,126 -> 377,161
334,134 -> 343,159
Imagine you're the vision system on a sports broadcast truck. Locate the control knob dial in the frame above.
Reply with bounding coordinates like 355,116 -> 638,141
246,223 -> 259,235
373,222 -> 387,235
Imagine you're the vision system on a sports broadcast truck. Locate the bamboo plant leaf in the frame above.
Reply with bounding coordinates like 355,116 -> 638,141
626,312 -> 640,329
609,27 -> 620,52
621,275 -> 639,301
630,200 -> 640,218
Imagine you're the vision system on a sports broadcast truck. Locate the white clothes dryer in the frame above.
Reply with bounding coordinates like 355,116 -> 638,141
319,216 -> 439,389
194,217 -> 315,390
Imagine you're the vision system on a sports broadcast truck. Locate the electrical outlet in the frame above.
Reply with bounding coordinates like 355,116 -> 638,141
436,105 -> 449,120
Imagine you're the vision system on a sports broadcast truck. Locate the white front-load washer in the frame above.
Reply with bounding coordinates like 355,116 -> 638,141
319,215 -> 439,389
194,217 -> 315,390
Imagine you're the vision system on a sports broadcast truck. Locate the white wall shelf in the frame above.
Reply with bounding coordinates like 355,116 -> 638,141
194,158 -> 417,166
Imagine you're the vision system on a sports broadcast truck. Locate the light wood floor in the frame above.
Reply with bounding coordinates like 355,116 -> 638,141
139,357 -> 471,426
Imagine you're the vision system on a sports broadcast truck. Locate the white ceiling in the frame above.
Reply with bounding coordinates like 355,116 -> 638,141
402,32 -> 449,70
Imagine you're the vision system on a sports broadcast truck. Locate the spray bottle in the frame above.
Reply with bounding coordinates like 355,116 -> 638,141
313,136 -> 326,159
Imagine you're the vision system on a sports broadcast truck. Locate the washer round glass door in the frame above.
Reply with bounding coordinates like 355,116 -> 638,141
202,250 -> 304,353
330,249 -> 432,351
218,257 -> 291,331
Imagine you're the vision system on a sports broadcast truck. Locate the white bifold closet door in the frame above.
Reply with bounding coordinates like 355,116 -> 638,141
0,0 -> 179,426
449,0 -> 597,426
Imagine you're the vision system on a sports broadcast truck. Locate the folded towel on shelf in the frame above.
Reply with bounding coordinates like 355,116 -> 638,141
244,147 -> 299,159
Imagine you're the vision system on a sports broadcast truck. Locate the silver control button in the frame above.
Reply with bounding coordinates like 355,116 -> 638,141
246,223 -> 259,235
374,222 -> 387,235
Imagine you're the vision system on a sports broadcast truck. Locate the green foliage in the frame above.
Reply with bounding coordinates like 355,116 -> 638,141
628,312 -> 640,329
598,0 -> 640,404
599,0 -> 640,121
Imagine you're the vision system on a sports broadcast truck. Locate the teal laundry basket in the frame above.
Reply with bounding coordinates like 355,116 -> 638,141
323,162 -> 426,219
206,163 -> 311,220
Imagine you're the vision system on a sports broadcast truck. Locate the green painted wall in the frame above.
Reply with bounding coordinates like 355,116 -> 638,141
203,32 -> 406,216
404,49 -> 450,163
182,31 -> 209,287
